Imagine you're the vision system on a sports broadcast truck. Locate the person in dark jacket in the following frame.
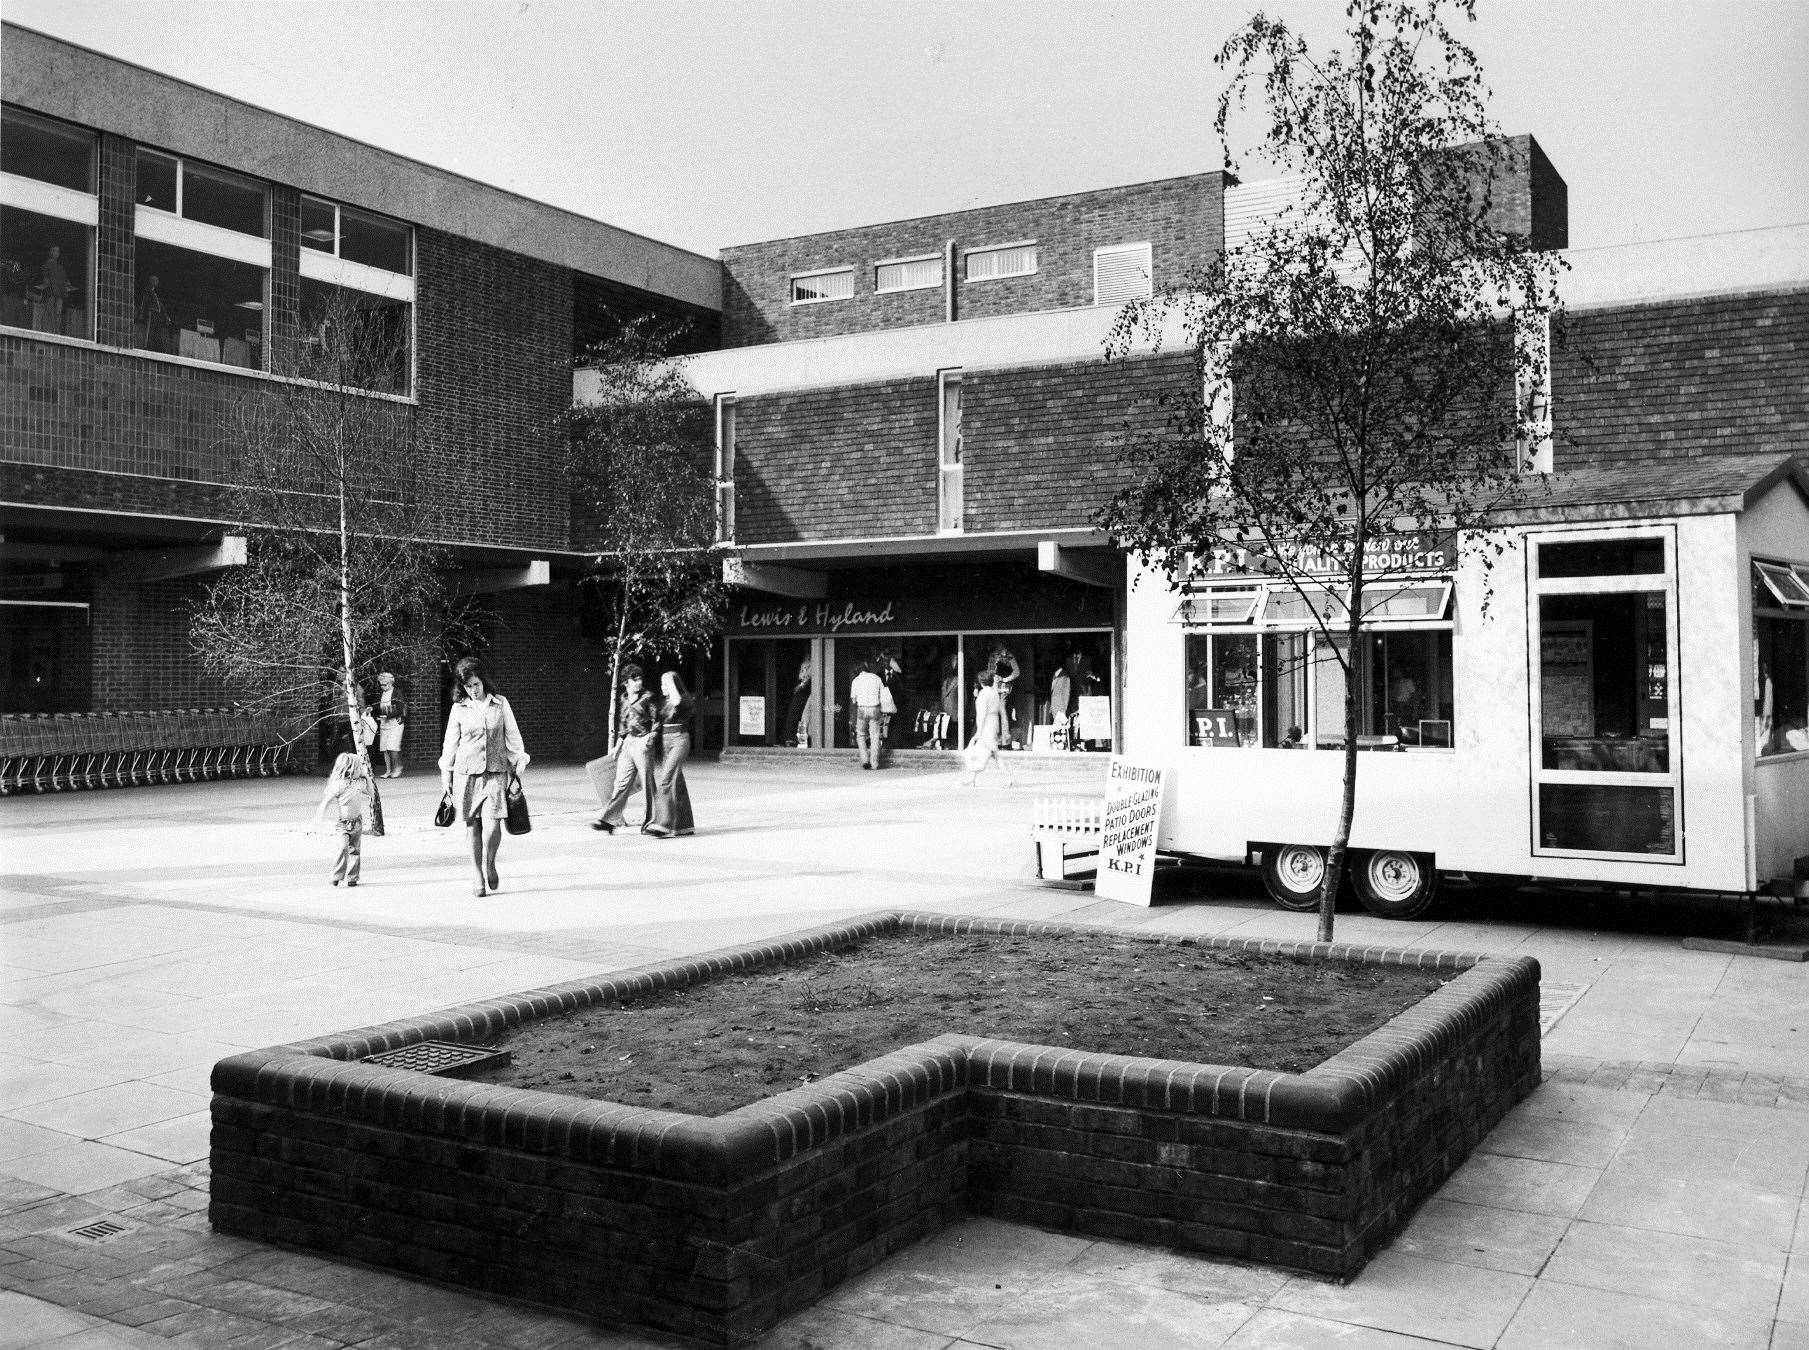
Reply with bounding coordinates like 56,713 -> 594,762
374,671 -> 407,777
593,665 -> 657,833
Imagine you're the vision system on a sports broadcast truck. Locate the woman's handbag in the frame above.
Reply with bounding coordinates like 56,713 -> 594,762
433,791 -> 456,828
504,772 -> 531,836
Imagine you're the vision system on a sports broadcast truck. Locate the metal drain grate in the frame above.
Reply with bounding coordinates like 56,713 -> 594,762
363,1040 -> 511,1077
64,1219 -> 132,1244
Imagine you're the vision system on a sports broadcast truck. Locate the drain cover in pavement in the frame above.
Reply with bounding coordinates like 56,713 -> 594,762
1539,982 -> 1588,1035
363,1040 -> 511,1077
62,1219 -> 133,1244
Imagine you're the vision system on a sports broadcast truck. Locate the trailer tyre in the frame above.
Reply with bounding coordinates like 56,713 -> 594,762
1354,850 -> 1439,919
1262,844 -> 1327,912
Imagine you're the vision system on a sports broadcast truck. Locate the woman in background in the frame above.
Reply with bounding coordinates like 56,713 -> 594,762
648,670 -> 695,837
375,671 -> 407,777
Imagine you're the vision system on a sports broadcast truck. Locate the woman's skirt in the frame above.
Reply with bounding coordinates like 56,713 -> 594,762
378,721 -> 405,752
451,770 -> 507,824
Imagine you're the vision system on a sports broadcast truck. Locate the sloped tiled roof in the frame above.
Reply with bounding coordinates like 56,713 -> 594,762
1487,451 -> 1809,525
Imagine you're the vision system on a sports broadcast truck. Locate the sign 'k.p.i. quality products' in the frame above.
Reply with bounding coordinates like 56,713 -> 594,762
1096,757 -> 1167,906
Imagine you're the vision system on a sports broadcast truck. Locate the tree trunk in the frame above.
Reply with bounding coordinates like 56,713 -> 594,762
606,590 -> 628,753
338,444 -> 360,750
1317,578 -> 1367,943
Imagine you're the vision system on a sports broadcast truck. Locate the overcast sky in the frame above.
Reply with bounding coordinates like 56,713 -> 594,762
7,0 -> 1807,258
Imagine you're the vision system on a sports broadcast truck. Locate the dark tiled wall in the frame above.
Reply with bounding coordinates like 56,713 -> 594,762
963,354 -> 1191,533
89,575 -> 239,710
722,175 -> 1227,347
1556,291 -> 1809,469
728,354 -> 1190,543
413,229 -> 572,551
96,133 -> 135,346
734,376 -> 940,542
269,184 -> 301,374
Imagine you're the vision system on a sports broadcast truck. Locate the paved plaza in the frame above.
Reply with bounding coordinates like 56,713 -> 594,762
1,760 -> 1806,1349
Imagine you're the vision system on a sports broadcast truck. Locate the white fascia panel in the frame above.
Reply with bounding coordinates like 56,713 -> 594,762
298,250 -> 415,301
134,205 -> 272,269
634,301 -> 1194,403
1,172 -> 99,226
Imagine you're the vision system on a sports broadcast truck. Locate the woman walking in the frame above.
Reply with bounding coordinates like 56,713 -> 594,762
374,671 -> 407,777
959,670 -> 1014,788
438,656 -> 529,896
647,670 -> 695,838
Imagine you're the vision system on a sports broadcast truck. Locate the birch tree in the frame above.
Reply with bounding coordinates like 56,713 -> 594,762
565,317 -> 726,749
192,286 -> 455,748
1100,0 -> 1563,938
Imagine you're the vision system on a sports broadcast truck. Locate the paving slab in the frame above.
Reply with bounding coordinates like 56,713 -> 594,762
5,762 -> 1809,1348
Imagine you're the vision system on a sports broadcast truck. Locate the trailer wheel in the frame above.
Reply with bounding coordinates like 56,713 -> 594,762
1354,850 -> 1439,919
1262,844 -> 1327,912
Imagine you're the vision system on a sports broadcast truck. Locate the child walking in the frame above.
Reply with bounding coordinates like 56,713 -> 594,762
313,737 -> 374,886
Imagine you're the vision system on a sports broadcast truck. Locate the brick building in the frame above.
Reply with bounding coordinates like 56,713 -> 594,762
0,24 -> 719,767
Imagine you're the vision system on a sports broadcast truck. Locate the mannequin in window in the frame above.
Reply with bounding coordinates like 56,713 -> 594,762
137,273 -> 174,353
34,246 -> 69,333
1386,672 -> 1423,742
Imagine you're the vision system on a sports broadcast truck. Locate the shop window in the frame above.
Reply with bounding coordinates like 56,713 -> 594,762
0,206 -> 92,338
965,243 -> 1037,282
1184,633 -> 1258,746
1,601 -> 91,713
875,255 -> 942,293
299,278 -> 410,394
938,370 -> 963,533
133,236 -> 265,368
2,106 -> 96,192
790,269 -> 853,304
1531,530 -> 1678,859
1754,558 -> 1809,756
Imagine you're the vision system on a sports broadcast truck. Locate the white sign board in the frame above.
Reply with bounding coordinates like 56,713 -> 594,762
738,696 -> 767,737
1076,695 -> 1112,743
1096,757 -> 1167,906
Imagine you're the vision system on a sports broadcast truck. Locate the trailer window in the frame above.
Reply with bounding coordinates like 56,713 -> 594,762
1182,628 -> 1452,749
1754,559 -> 1809,756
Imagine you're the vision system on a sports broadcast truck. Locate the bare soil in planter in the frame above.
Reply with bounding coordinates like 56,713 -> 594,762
470,931 -> 1448,1117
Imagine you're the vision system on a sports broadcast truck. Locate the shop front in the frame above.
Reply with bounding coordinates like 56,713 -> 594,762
719,563 -> 1116,758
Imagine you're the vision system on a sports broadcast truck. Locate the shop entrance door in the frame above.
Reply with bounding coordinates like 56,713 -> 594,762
728,637 -> 819,748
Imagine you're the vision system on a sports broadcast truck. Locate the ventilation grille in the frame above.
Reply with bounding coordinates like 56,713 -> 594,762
1094,243 -> 1153,306
1224,176 -> 1307,251
362,1040 -> 511,1077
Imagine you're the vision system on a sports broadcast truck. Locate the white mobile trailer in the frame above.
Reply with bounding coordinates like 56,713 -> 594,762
1121,454 -> 1809,917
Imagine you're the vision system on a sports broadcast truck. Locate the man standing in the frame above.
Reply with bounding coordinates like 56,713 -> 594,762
850,659 -> 885,770
593,665 -> 658,832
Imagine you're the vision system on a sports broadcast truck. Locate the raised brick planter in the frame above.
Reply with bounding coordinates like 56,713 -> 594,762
209,912 -> 1540,1346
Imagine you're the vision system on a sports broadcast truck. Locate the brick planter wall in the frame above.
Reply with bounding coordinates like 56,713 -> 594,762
210,912 -> 1540,1346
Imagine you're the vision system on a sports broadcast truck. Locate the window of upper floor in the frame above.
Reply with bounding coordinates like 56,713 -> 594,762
297,195 -> 415,395
791,268 -> 854,304
1,107 -> 99,341
132,147 -> 269,372
875,254 -> 943,294
964,242 -> 1037,283
301,195 -> 413,276
136,149 -> 267,237
1094,241 -> 1152,306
